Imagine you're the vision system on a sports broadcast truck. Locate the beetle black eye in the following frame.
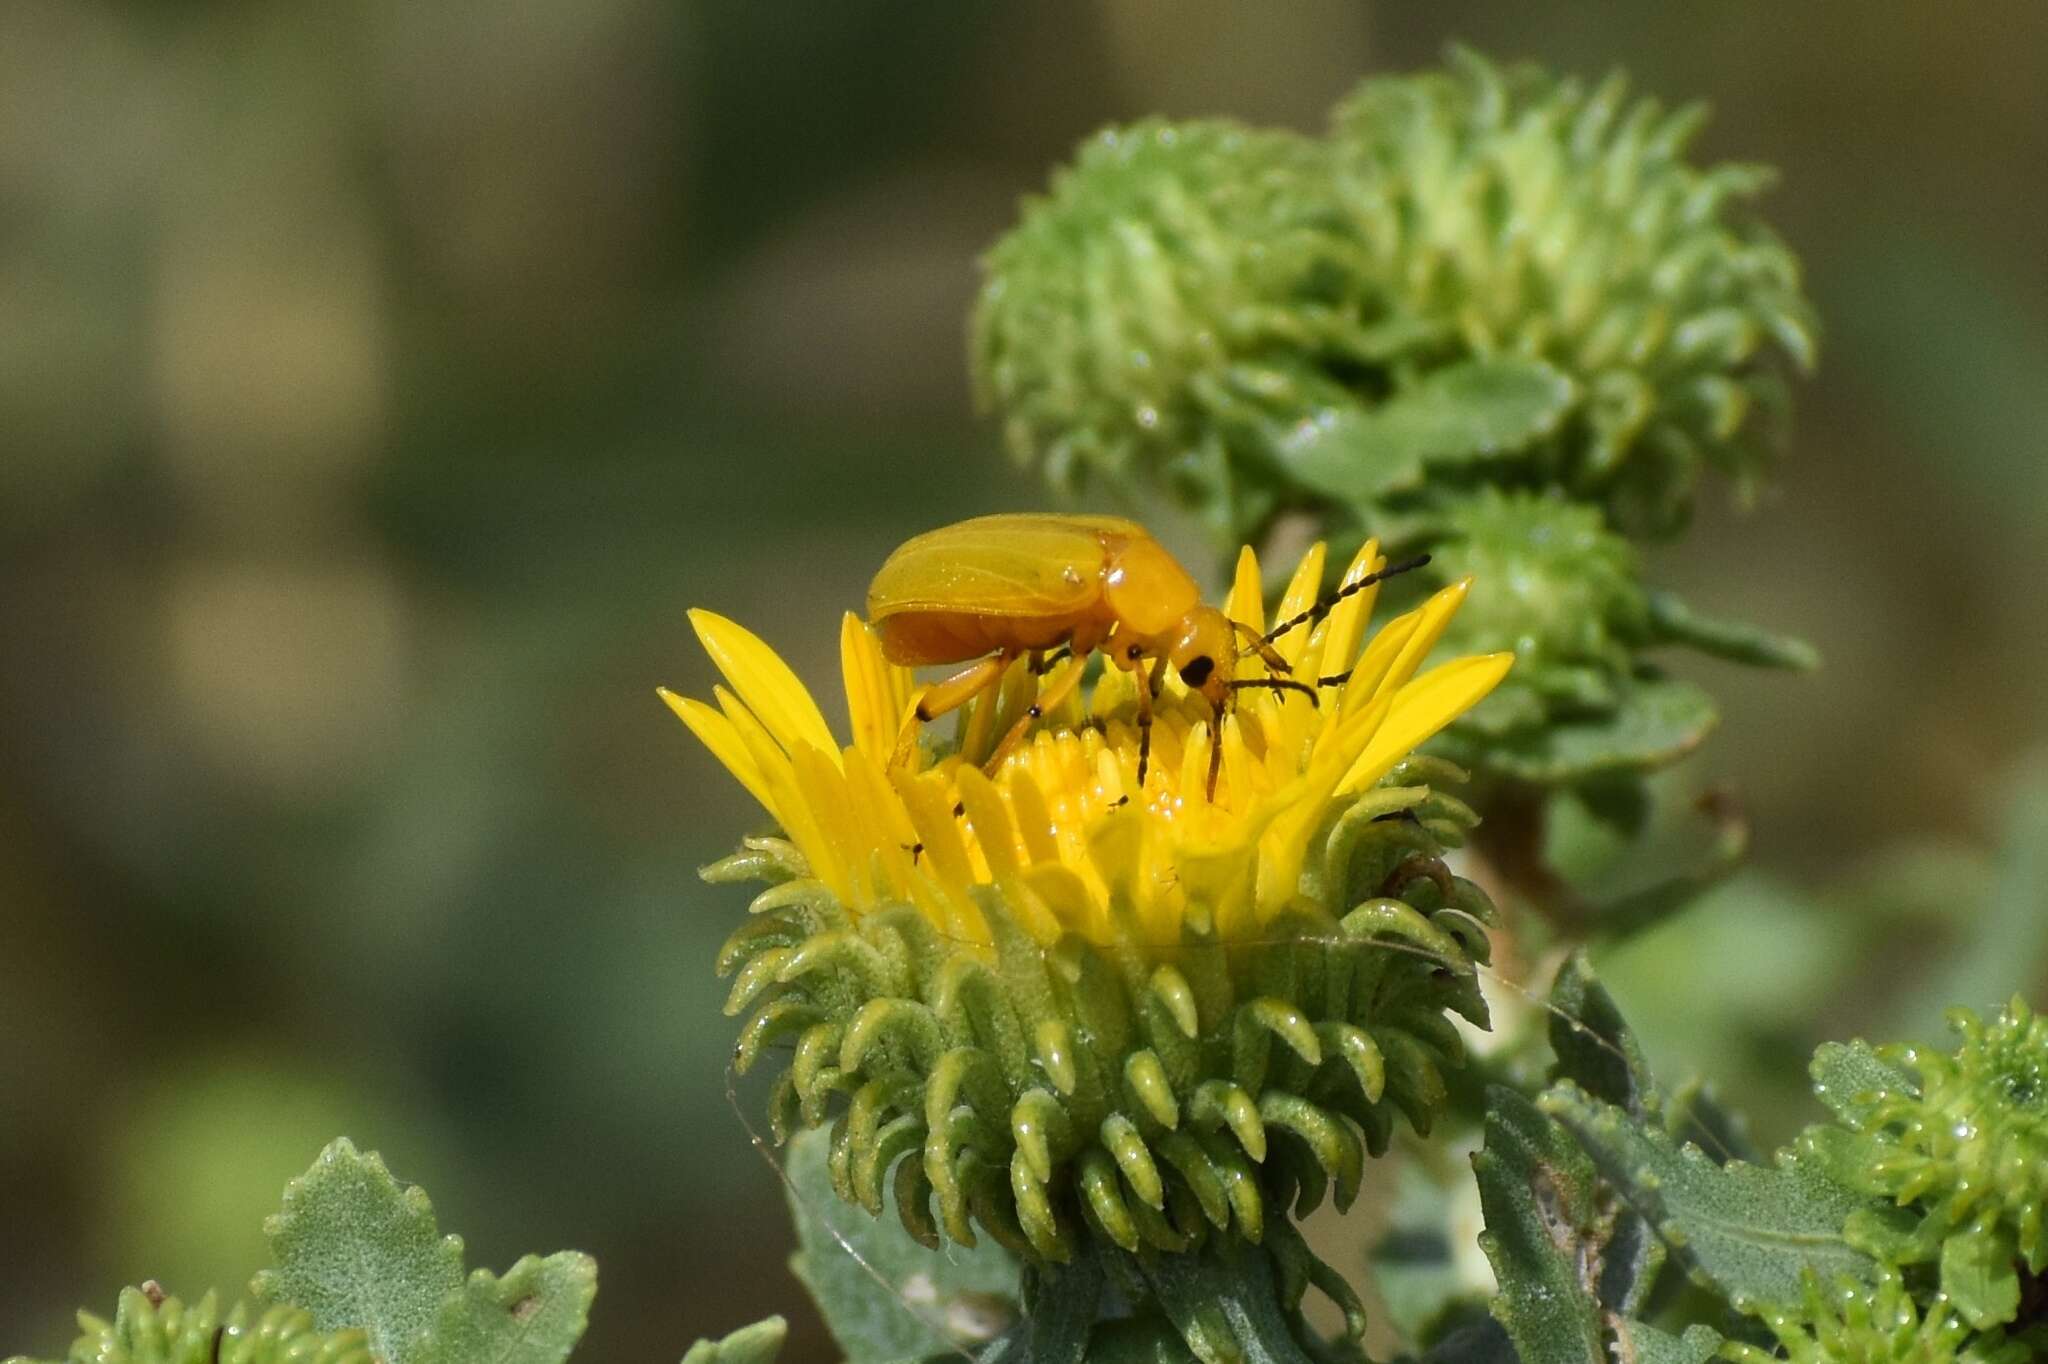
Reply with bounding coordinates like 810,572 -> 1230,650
1180,656 -> 1215,687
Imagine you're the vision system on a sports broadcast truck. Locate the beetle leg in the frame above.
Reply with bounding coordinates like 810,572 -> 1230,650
1205,701 -> 1225,801
983,655 -> 1087,774
1134,654 -> 1156,790
1230,619 -> 1294,674
892,653 -> 1011,768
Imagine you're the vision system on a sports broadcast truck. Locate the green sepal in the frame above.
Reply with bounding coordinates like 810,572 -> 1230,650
679,1317 -> 788,1364
251,1138 -> 465,1364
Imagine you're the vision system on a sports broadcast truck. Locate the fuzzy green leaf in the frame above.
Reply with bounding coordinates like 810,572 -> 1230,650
1940,1224 -> 2021,1330
412,1253 -> 595,1364
1449,677 -> 1717,784
1609,1320 -> 1722,1364
782,1127 -> 1019,1364
1807,1040 -> 1915,1128
679,1316 -> 788,1364
1644,590 -> 1819,670
252,1138 -> 465,1364
1472,1089 -> 1607,1364
1542,1083 -> 1879,1311
1549,953 -> 1656,1119
1276,359 -> 1576,501
1543,958 -> 1665,1316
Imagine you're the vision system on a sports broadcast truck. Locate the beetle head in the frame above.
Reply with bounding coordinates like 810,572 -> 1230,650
1167,606 -> 1236,710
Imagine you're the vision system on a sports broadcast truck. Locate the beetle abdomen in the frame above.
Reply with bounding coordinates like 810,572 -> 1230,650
875,609 -> 1087,666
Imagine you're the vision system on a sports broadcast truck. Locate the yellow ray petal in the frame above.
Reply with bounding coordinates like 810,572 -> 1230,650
1366,578 -> 1472,705
839,613 -> 903,764
1003,766 -> 1063,867
1224,544 -> 1265,634
955,766 -> 1023,883
688,608 -> 841,763
659,688 -> 776,818
1269,541 -> 1327,667
1317,540 -> 1383,687
790,742 -> 862,904
1341,652 -> 1513,794
1340,611 -> 1420,715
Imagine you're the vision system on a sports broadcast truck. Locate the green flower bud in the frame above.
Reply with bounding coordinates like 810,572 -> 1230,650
17,1287 -> 372,1364
1720,1268 -> 2045,1364
1862,1002 -> 2048,1285
974,48 -> 1817,547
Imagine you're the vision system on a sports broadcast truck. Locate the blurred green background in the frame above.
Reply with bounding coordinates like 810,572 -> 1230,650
4,4 -> 2045,1360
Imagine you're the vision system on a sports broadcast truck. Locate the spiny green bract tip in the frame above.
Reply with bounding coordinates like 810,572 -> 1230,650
9,1287 -> 372,1364
974,47 -> 1816,545
710,773 -> 1494,1292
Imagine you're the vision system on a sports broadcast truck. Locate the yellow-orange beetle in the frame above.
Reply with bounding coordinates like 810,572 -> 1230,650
866,513 -> 1422,784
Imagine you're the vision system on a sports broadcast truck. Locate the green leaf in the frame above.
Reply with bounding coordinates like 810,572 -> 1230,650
1542,958 -> 1666,1317
1609,1320 -> 1722,1364
1548,953 -> 1656,1119
1807,1040 -> 1915,1127
1644,589 -> 1819,670
413,1253 -> 596,1364
1664,1079 -> 1760,1166
252,1138 -> 465,1364
680,1316 -> 789,1364
1451,677 -> 1717,784
1472,1089 -> 1607,1364
782,1127 -> 1019,1364
1276,359 -> 1575,502
1940,1224 -> 2022,1331
1542,1083 -> 1879,1312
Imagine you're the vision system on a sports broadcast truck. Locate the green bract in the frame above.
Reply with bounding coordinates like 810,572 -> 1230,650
711,766 -> 1494,1341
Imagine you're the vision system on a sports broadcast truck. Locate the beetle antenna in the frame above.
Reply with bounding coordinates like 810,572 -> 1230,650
1260,554 -> 1431,645
1225,677 -> 1320,706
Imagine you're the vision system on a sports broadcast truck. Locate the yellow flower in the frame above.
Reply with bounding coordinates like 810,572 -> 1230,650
661,538 -> 1511,950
